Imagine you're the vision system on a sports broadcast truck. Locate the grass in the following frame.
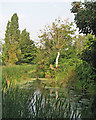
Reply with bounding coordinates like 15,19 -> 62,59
2,64 -> 36,88
2,64 -> 63,89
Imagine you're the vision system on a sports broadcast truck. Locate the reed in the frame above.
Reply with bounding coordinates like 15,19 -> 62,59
2,83 -> 81,119
2,65 -> 36,88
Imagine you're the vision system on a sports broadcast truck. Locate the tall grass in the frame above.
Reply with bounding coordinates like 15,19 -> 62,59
2,65 -> 36,87
2,76 -> 95,119
2,82 -> 30,118
2,83 -> 81,119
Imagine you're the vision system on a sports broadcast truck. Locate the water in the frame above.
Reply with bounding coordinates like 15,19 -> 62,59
2,79 -> 96,119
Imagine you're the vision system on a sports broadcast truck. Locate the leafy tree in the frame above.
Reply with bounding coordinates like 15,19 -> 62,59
71,0 -> 96,36
19,29 -> 36,64
81,34 -> 96,69
74,34 -> 96,91
2,13 -> 21,65
71,0 -> 96,70
38,18 -> 76,68
35,18 -> 77,78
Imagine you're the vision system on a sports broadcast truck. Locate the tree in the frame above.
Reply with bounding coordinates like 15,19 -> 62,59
71,0 -> 96,36
19,29 -> 36,64
2,13 -> 21,65
81,34 -> 96,69
71,1 -> 96,69
38,18 -> 76,68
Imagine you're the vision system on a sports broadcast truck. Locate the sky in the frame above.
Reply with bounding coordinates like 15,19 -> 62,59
0,0 -> 84,42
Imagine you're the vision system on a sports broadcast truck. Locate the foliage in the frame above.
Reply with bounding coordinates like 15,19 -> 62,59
55,64 -> 78,88
19,29 -> 37,64
35,18 -> 76,78
55,34 -> 96,91
34,48 -> 47,78
71,0 -> 96,90
75,34 -> 96,90
71,1 -> 96,36
39,18 -> 75,51
2,13 -> 20,65
81,34 -> 96,69
2,13 -> 37,65
75,60 -> 96,90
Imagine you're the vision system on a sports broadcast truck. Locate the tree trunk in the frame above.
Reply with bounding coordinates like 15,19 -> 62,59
56,50 -> 60,68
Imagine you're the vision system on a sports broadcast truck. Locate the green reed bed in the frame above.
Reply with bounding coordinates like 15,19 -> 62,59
2,65 -> 36,87
2,77 -> 95,119
2,83 -> 30,118
2,83 -> 81,119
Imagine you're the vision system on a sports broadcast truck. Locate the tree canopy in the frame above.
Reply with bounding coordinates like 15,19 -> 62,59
2,13 -> 37,65
71,0 -> 96,36
38,18 -> 76,67
19,29 -> 36,64
2,13 -> 20,65
81,34 -> 96,68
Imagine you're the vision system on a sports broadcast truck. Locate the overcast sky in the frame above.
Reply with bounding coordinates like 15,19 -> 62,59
0,0 -> 84,41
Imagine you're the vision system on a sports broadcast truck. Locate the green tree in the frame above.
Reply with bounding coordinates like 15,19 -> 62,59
71,0 -> 96,36
2,13 -> 21,65
81,34 -> 96,69
19,29 -> 36,64
35,18 -> 77,78
38,18 -> 76,68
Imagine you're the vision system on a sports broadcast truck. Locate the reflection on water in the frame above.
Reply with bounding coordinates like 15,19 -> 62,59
2,79 -> 96,119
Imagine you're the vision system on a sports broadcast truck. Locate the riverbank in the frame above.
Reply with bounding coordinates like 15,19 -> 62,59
2,64 -> 96,94
2,65 -> 65,88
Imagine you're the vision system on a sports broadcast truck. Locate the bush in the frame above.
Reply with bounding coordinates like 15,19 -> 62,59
75,60 -> 96,90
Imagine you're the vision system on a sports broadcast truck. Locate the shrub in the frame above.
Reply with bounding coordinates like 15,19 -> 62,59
75,60 -> 96,90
